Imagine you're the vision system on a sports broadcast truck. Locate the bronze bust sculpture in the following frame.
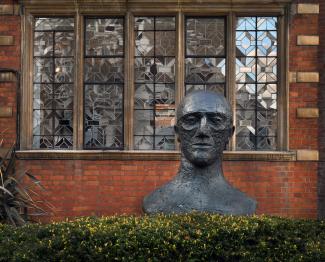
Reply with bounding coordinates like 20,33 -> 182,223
143,91 -> 257,215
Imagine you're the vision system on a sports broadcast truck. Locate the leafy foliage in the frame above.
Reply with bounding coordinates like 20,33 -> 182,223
0,144 -> 48,226
0,214 -> 324,261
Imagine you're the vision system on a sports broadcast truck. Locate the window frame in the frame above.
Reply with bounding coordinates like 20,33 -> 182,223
20,0 -> 291,156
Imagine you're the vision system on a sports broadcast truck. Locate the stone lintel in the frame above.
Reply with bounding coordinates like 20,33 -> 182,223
296,72 -> 319,83
0,5 -> 19,15
289,72 -> 297,83
297,35 -> 319,46
0,107 -> 13,118
297,4 -> 319,14
0,36 -> 14,46
297,108 -> 319,118
0,72 -> 16,82
296,150 -> 319,161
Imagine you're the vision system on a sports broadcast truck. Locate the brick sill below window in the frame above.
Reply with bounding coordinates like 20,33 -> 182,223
15,150 -> 297,161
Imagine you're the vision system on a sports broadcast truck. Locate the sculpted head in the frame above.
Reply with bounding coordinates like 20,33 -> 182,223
175,91 -> 234,167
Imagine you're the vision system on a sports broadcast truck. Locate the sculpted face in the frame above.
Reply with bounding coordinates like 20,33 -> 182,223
175,91 -> 234,167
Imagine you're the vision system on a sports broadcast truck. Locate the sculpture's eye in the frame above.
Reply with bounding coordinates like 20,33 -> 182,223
182,115 -> 199,125
208,114 -> 225,125
209,116 -> 222,124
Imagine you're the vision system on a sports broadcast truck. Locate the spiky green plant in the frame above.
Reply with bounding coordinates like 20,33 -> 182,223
0,142 -> 50,226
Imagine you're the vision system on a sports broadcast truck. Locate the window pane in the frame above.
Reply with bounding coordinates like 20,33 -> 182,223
84,84 -> 123,149
186,18 -> 225,56
85,18 -> 124,56
235,17 -> 278,151
134,16 -> 176,150
84,17 -> 124,149
32,17 -> 74,149
185,17 -> 226,97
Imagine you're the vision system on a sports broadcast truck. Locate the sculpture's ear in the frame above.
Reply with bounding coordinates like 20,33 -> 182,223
174,125 -> 181,142
228,125 -> 235,139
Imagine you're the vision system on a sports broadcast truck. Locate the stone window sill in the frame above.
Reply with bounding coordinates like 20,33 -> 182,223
16,150 -> 297,161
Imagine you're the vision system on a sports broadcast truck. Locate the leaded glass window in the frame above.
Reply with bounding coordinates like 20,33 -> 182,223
235,17 -> 278,150
185,17 -> 226,95
133,16 -> 176,150
84,17 -> 124,149
28,12 -> 283,152
32,18 -> 74,149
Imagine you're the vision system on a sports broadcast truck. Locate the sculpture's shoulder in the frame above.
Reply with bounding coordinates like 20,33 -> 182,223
142,179 -> 183,214
143,177 -> 257,215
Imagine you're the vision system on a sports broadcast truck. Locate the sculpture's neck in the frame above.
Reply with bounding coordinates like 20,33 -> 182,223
179,155 -> 224,181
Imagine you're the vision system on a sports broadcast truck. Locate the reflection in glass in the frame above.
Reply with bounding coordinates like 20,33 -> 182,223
84,17 -> 124,149
134,16 -> 176,150
185,17 -> 226,98
32,17 -> 74,149
235,16 -> 278,150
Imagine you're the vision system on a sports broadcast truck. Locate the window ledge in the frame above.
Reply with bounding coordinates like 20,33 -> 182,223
16,150 -> 297,161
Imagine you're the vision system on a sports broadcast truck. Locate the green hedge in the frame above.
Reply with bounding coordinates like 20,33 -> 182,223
0,214 -> 324,261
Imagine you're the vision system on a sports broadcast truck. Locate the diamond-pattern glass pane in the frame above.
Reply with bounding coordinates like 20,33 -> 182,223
155,136 -> 175,150
134,136 -> 154,150
84,17 -> 124,149
134,16 -> 176,150
185,58 -> 225,83
186,18 -> 225,56
135,57 -> 155,83
257,31 -> 277,56
236,57 -> 256,83
84,58 -> 124,83
235,16 -> 278,151
33,84 -> 73,110
236,110 -> 256,137
155,31 -> 175,56
236,31 -> 256,56
34,58 -> 53,83
155,57 -> 175,83
185,84 -> 224,95
54,58 -> 74,83
257,57 -> 277,82
134,84 -> 154,109
85,18 -> 124,56
55,32 -> 74,56
32,17 -> 74,149
134,110 -> 154,135
34,32 -> 53,56
185,17 -> 226,99
135,31 -> 154,56
236,84 -> 256,110
257,84 -> 277,110
84,84 -> 123,149
256,110 -> 277,136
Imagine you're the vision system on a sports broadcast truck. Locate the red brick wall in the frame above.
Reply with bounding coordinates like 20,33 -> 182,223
16,160 -> 317,221
0,0 -> 322,221
318,0 -> 325,218
289,5 -> 319,150
0,2 -> 20,147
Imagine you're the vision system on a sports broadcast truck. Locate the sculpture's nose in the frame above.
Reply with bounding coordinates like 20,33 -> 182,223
200,115 -> 207,129
196,115 -> 209,138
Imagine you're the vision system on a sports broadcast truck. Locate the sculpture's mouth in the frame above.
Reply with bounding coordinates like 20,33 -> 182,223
191,143 -> 213,148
